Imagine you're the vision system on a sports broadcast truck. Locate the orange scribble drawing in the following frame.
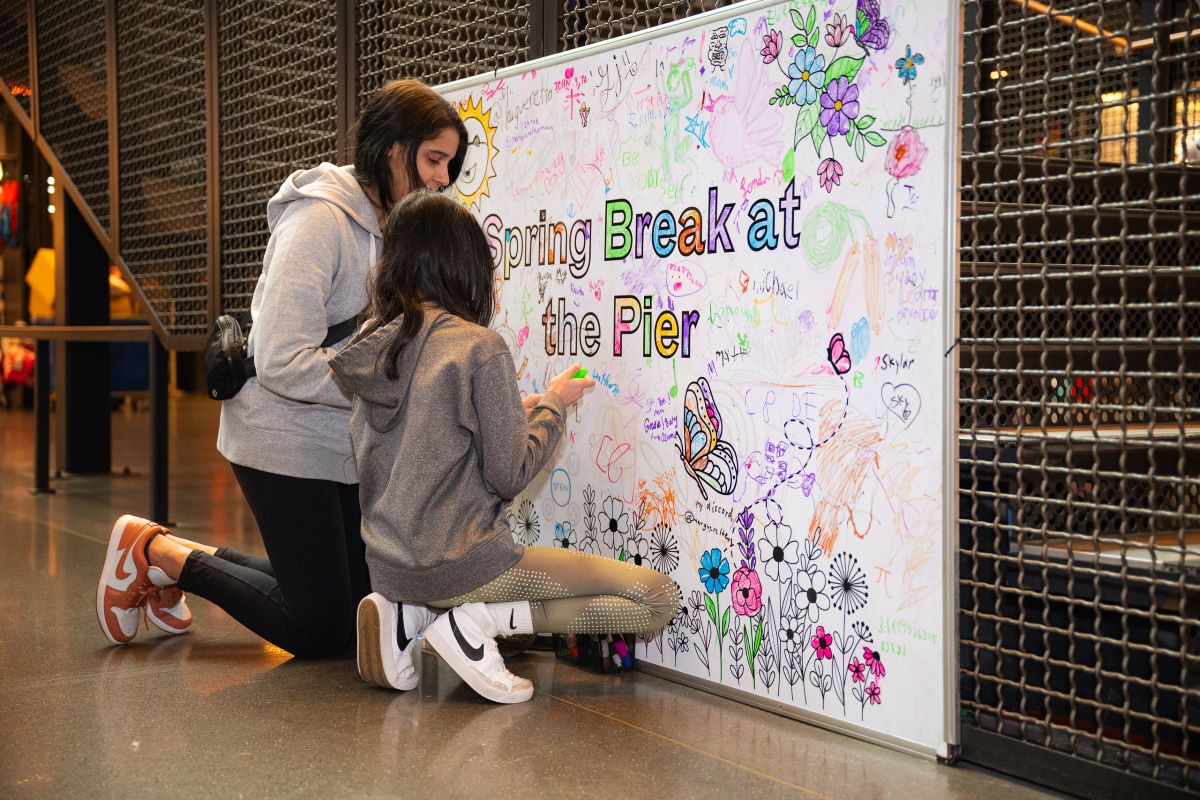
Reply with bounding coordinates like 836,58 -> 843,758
826,235 -> 885,335
637,469 -> 680,529
808,404 -> 882,555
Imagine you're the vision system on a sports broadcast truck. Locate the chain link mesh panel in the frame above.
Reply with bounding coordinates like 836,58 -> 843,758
0,0 -> 31,116
960,0 -> 1200,792
218,0 -> 339,316
559,0 -> 733,51
356,0 -> 531,109
36,0 -> 110,232
116,0 -> 208,338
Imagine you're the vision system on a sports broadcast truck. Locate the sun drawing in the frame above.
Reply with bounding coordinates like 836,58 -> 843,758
453,95 -> 499,211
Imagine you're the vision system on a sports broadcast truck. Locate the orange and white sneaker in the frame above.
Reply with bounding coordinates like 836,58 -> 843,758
145,586 -> 192,636
96,515 -> 177,645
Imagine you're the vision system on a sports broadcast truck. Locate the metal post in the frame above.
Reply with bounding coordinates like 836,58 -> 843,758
32,339 -> 54,495
149,335 -> 169,524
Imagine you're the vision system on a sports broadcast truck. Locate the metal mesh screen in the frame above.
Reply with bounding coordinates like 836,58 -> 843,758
0,0 -> 31,116
559,0 -> 733,51
960,0 -> 1200,792
356,0 -> 531,109
218,0 -> 339,316
36,0 -> 110,232
116,0 -> 208,338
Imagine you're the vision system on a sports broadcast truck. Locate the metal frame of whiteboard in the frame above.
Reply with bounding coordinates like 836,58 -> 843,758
436,0 -> 962,761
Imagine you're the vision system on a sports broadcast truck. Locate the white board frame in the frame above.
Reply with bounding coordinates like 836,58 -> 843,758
437,0 -> 962,761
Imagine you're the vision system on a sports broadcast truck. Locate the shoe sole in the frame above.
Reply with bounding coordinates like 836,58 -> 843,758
357,595 -> 416,691
96,514 -> 139,646
423,619 -> 534,704
145,604 -> 190,636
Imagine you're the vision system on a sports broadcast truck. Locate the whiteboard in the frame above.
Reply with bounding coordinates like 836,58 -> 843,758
440,0 -> 959,758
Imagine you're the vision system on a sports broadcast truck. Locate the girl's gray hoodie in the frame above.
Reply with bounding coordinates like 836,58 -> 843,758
217,163 -> 380,484
329,309 -> 566,602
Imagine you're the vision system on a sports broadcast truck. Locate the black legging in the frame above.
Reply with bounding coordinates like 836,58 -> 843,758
176,462 -> 370,658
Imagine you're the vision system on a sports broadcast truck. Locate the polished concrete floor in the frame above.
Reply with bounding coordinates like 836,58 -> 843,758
0,395 -> 1065,799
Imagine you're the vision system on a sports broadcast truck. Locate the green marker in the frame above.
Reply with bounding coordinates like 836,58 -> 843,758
573,368 -> 589,379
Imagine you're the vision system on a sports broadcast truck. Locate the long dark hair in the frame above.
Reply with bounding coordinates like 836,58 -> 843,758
353,79 -> 468,209
363,192 -> 496,379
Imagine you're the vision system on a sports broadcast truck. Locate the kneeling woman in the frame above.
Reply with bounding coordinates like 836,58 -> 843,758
331,192 -> 679,703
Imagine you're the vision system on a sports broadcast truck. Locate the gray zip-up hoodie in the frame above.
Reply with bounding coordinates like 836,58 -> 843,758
218,163 -> 380,484
329,308 -> 566,602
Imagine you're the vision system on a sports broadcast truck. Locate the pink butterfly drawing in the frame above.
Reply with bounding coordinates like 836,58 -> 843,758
827,332 -> 852,375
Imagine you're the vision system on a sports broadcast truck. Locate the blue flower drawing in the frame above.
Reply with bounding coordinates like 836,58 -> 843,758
698,547 -> 731,594
895,45 -> 924,85
787,47 -> 826,105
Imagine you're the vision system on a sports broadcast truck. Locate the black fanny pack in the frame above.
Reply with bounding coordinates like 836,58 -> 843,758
204,312 -> 359,400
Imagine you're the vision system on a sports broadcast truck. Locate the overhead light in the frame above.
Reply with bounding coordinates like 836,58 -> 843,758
47,204 -> 56,214
46,185 -> 55,195
989,69 -> 1009,80
46,176 -> 55,185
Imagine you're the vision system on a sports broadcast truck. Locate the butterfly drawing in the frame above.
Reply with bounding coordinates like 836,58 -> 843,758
827,332 -> 852,375
854,0 -> 891,53
675,377 -> 738,500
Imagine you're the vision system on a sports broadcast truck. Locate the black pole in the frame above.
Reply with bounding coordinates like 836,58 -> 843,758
32,339 -> 55,495
149,336 -> 169,524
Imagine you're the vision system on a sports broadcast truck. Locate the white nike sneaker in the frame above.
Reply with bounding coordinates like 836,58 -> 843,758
423,603 -> 534,704
357,593 -> 435,691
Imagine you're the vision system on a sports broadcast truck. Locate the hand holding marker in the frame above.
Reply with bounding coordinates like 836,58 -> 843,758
547,364 -> 595,419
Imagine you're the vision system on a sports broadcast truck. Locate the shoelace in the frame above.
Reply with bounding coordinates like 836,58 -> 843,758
481,639 -> 524,690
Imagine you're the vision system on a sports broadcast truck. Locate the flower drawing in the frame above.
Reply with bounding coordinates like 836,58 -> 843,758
849,657 -> 867,682
513,499 -> 540,546
787,47 -> 826,105
579,537 -> 600,555
599,496 -> 629,551
885,125 -> 928,179
699,548 -> 731,594
554,521 -> 577,550
768,3 -> 889,189
649,524 -> 679,573
817,157 -> 843,193
760,29 -> 781,63
794,567 -> 831,623
730,566 -> 763,616
829,552 -> 869,613
895,45 -> 924,85
819,77 -> 860,137
866,679 -> 882,705
627,535 -> 649,567
825,13 -> 850,47
779,616 -> 804,652
757,520 -> 799,580
863,646 -> 886,678
811,625 -> 833,659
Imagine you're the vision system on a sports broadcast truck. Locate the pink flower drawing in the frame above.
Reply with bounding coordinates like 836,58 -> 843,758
825,13 -> 850,47
863,646 -> 886,678
730,566 -> 763,616
866,679 -> 882,705
760,30 -> 781,63
885,126 -> 928,180
811,625 -> 833,659
848,657 -> 866,683
817,157 -> 843,193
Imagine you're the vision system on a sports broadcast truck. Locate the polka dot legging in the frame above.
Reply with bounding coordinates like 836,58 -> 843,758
427,547 -> 680,635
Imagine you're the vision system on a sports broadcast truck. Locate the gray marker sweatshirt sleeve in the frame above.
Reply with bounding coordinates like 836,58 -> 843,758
471,351 -> 567,501
251,200 -> 354,409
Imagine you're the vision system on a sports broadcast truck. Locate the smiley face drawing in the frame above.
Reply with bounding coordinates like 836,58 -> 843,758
454,95 -> 499,210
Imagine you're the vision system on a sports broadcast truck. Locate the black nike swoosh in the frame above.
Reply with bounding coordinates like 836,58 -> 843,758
449,609 -> 485,661
396,604 -> 411,652
509,609 -> 516,631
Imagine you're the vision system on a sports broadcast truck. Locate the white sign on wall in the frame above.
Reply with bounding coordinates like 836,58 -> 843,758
441,0 -> 959,757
